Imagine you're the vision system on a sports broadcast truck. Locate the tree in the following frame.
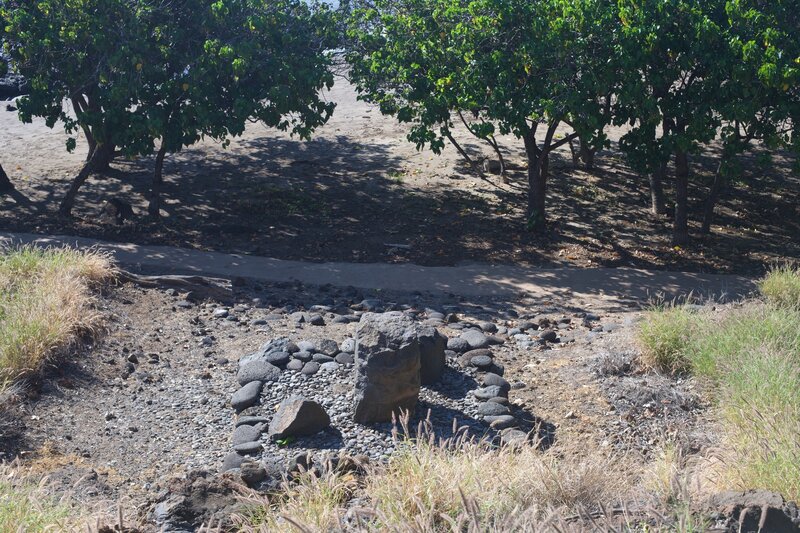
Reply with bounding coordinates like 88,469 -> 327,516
614,0 -> 800,244
614,0 -> 729,245
699,0 -> 800,233
345,0 -> 616,233
1,0 -> 336,218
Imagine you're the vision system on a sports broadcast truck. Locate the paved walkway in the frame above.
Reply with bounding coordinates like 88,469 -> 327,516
0,231 -> 755,304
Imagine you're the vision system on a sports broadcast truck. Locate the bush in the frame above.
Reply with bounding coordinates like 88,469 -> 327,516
637,305 -> 701,373
759,265 -> 800,310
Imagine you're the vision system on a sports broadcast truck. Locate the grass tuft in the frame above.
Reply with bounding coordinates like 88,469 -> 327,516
637,304 -> 700,374
0,246 -> 114,392
759,264 -> 800,310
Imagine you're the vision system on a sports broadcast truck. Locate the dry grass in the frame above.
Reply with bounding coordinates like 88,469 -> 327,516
236,419 -> 634,532
0,245 -> 114,391
0,461 -> 125,533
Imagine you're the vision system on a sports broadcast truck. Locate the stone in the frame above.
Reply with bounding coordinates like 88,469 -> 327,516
704,490 -> 800,533
312,354 -> 335,363
237,360 -> 281,386
297,340 -> 315,352
470,355 -> 494,369
265,351 -> 290,367
239,460 -> 267,487
474,385 -> 505,400
268,396 -> 331,440
460,329 -> 490,349
232,424 -> 263,446
446,337 -> 470,353
479,321 -> 498,333
213,308 -> 229,319
291,311 -> 309,323
463,348 -> 492,359
293,351 -> 313,362
538,330 -> 558,342
319,362 -> 340,372
220,452 -> 244,472
500,428 -> 529,447
488,396 -> 510,406
418,326 -> 447,385
353,312 -> 421,423
357,299 -> 383,311
517,321 -> 536,331
335,352 -> 355,365
477,402 -> 510,417
316,339 -> 339,356
309,314 -> 325,326
301,361 -> 320,375
482,373 -> 511,394
286,359 -> 304,371
286,342 -> 300,354
231,381 -> 263,412
341,338 -> 356,353
485,415 -> 517,430
233,441 -> 263,456
235,416 -> 269,427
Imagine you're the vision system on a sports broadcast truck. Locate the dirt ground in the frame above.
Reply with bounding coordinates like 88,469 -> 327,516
3,277 -> 708,529
1,79 -> 798,275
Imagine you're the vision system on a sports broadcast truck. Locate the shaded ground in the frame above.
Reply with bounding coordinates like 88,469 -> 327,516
1,80 -> 798,275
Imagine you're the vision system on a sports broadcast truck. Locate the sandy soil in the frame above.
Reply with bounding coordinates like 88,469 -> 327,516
1,78 -> 798,274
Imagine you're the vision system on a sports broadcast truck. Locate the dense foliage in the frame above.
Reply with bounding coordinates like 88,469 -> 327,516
1,0 -> 335,217
345,0 -> 799,240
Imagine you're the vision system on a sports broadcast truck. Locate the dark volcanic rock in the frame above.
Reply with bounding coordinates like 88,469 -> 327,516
353,312 -> 421,423
268,396 -> 330,440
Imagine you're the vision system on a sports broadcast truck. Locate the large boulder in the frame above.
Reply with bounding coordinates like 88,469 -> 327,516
418,325 -> 447,385
353,312 -> 421,423
268,396 -> 330,440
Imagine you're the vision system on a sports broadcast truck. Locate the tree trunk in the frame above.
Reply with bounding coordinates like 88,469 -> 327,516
148,142 -> 168,220
59,148 -> 104,216
0,163 -> 14,193
524,131 -> 547,233
701,162 -> 726,235
649,160 -> 668,215
673,150 -> 690,245
579,139 -> 595,171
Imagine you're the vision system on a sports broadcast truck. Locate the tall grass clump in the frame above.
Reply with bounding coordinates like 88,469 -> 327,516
637,304 -> 701,373
759,264 -> 800,310
638,273 -> 800,501
0,246 -> 114,391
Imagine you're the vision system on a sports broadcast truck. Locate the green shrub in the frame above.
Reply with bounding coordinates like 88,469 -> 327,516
759,265 -> 800,310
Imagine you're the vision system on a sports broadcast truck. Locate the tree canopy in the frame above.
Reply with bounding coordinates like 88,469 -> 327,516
1,0 -> 336,217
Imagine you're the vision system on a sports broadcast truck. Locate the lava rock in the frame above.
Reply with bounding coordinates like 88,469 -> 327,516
474,385 -> 505,400
538,330 -> 558,342
220,452 -> 244,472
236,360 -> 281,386
239,460 -> 267,487
231,381 -> 263,412
482,373 -> 511,394
233,441 -> 263,456
418,326 -> 447,385
286,359 -> 304,371
232,424 -> 263,446
335,352 -> 355,365
477,401 -> 511,417
268,396 -> 331,440
460,329 -> 490,349
316,339 -> 339,356
485,415 -> 517,430
301,362 -> 320,375
470,355 -> 494,369
353,312 -> 421,423
446,337 -> 470,353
